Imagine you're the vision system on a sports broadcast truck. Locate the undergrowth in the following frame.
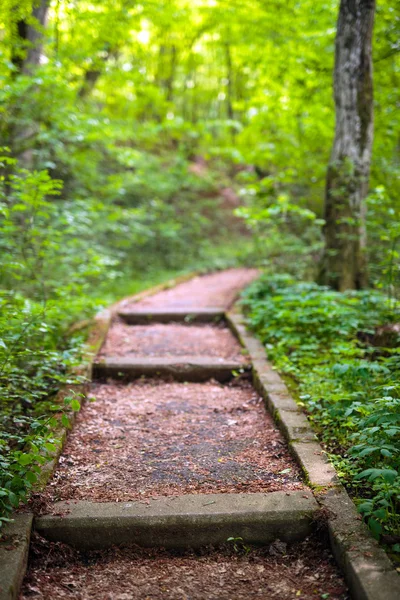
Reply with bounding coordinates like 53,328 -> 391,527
241,274 -> 400,553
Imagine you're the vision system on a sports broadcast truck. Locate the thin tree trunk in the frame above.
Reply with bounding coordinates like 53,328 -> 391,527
225,42 -> 234,120
24,0 -> 50,73
156,43 -> 177,104
166,45 -> 177,103
318,0 -> 375,291
78,45 -> 118,99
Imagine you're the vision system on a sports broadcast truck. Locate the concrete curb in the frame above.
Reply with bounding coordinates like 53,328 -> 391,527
93,355 -> 250,383
324,488 -> 400,600
35,491 -> 317,551
0,514 -> 33,600
118,307 -> 225,324
226,307 -> 400,600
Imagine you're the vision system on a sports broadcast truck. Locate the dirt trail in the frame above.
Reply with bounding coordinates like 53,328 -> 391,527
21,269 -> 348,599
22,537 -> 348,600
45,381 -> 304,503
98,322 -> 247,361
121,268 -> 259,310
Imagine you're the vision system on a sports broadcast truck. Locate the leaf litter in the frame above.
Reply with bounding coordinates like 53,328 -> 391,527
20,533 -> 349,600
41,380 -> 304,505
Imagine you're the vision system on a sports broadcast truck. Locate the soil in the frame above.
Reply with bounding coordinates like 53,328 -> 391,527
43,381 -> 304,505
98,322 -> 248,362
20,534 -> 349,600
121,268 -> 259,310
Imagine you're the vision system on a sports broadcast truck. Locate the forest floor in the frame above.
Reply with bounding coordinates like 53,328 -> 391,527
21,269 -> 349,600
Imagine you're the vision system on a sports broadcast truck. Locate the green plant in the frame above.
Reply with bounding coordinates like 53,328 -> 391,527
241,274 -> 400,546
227,536 -> 251,555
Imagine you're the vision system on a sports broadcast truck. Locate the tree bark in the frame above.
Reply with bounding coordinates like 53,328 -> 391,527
11,0 -> 50,75
318,0 -> 375,291
8,1 -> 50,169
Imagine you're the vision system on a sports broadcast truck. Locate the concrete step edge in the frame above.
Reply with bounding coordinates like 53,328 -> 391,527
118,307 -> 226,324
92,356 -> 251,382
35,491 -> 317,551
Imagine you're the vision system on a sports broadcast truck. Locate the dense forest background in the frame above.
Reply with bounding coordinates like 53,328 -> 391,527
1,0 -> 400,553
1,0 -> 399,292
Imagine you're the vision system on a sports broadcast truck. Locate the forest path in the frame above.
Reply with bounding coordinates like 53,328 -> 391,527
21,269 -> 348,599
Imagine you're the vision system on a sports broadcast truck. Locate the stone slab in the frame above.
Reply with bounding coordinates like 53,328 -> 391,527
266,390 -> 300,413
35,491 -> 318,551
0,514 -> 33,600
92,355 -> 250,382
322,488 -> 400,600
254,375 -> 299,414
290,441 -> 338,487
277,410 -> 317,443
118,307 -> 226,325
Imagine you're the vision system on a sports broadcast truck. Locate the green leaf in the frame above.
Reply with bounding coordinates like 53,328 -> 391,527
8,491 -> 19,507
61,414 -> 70,427
380,448 -> 393,458
373,508 -> 387,520
70,399 -> 81,411
18,454 -> 33,466
44,443 -> 57,453
25,472 -> 38,484
368,517 -> 383,539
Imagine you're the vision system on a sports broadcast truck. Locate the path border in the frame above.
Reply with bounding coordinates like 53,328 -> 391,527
226,307 -> 400,600
0,270 -> 198,600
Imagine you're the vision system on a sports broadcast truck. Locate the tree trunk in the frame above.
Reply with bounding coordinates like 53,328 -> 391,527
11,0 -> 50,75
156,43 -> 177,104
225,42 -> 234,120
318,0 -> 375,291
8,0 -> 50,169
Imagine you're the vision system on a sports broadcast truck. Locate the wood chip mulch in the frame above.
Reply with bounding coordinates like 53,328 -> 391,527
122,268 -> 259,310
41,380 -> 304,506
98,322 -> 248,362
20,533 -> 349,600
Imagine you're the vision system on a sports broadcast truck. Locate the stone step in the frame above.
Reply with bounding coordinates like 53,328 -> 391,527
92,355 -> 250,382
118,307 -> 226,324
35,491 -> 318,551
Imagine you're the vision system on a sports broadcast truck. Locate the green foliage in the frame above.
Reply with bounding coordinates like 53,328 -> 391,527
235,175 -> 324,277
0,0 -> 399,542
367,185 -> 400,299
242,274 -> 400,548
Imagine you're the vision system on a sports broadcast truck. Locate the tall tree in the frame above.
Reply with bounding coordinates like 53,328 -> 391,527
319,0 -> 376,291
